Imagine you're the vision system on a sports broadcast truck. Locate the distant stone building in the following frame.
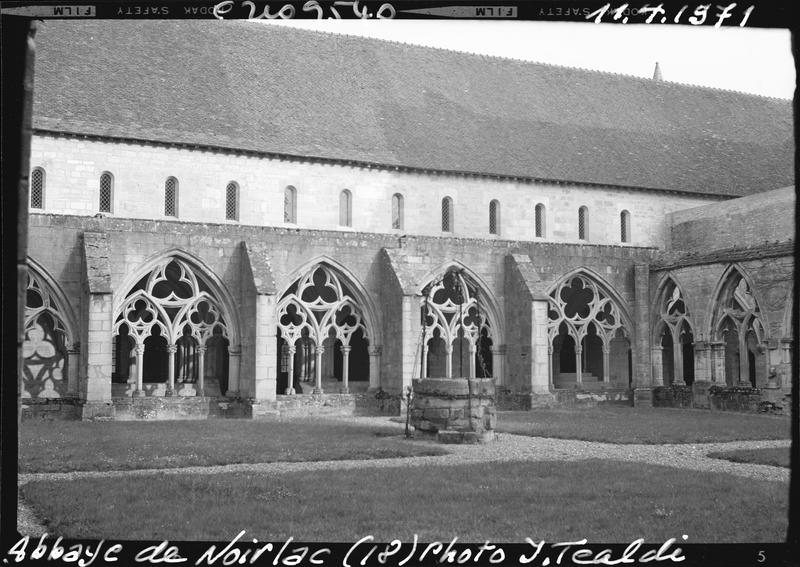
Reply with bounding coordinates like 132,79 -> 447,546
23,21 -> 794,420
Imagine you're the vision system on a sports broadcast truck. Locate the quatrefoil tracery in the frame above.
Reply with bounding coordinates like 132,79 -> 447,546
548,275 -> 626,345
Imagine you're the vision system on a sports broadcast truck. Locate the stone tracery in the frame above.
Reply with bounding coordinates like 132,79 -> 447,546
652,278 -> 695,386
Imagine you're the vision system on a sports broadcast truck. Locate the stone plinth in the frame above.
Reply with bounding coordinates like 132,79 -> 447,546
411,377 -> 496,443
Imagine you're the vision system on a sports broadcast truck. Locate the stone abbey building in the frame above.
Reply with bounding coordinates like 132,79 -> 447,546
23,21 -> 795,420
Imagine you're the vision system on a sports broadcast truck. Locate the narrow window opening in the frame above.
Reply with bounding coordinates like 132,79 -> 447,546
339,189 -> 352,227
31,167 -> 45,209
391,193 -> 404,230
99,172 -> 113,213
165,177 -> 178,217
441,197 -> 453,232
225,182 -> 238,221
284,186 -> 297,223
489,200 -> 500,235
578,206 -> 588,241
620,210 -> 631,243
535,203 -> 545,238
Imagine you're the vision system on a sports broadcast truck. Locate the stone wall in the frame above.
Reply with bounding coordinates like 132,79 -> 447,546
30,133 -> 723,248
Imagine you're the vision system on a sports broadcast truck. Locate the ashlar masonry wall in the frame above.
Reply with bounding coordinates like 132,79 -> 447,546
30,133 -> 725,248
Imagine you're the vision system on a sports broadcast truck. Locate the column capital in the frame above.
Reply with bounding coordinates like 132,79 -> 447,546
67,342 -> 81,355
228,345 -> 242,356
287,344 -> 297,354
167,344 -> 178,354
468,343 -> 477,353
490,344 -> 507,355
135,344 -> 145,355
574,345 -> 582,355
601,344 -> 611,354
367,345 -> 382,356
340,345 -> 352,354
316,345 -> 325,355
197,344 -> 207,354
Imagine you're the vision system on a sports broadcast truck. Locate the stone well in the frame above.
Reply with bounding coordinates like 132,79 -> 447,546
410,377 -> 496,443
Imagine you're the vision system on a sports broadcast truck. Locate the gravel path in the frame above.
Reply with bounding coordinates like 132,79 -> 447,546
17,416 -> 791,535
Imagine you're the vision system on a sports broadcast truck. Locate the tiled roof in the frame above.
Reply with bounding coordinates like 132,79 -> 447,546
32,21 -> 794,197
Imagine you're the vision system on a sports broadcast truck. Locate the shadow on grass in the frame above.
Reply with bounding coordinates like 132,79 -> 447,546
707,447 -> 790,468
22,459 -> 788,543
496,407 -> 791,444
20,419 -> 446,473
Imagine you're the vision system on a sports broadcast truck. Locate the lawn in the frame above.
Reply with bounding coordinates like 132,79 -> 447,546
707,447 -> 791,468
19,419 -> 446,473
22,459 -> 788,543
495,407 -> 791,444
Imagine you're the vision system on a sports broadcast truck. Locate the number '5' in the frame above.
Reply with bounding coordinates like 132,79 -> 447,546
757,550 -> 766,563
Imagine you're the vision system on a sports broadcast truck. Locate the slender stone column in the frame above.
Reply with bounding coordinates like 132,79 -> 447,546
314,345 -> 325,393
574,345 -> 583,386
197,344 -> 206,396
166,344 -> 177,396
285,344 -> 296,395
651,346 -> 663,386
134,344 -> 145,397
367,345 -> 381,391
420,339 -> 429,379
66,345 -> 80,395
546,344 -> 554,390
602,343 -> 611,383
227,346 -> 241,396
710,342 -> 725,384
340,345 -> 351,393
468,343 -> 477,378
445,343 -> 453,378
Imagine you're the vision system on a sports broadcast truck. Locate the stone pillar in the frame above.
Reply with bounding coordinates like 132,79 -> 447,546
314,345 -> 325,393
285,344 -> 296,395
66,345 -> 80,395
693,341 -> 710,383
530,300 -> 550,393
166,344 -> 176,396
602,343 -> 611,383
367,345 -> 381,391
340,345 -> 351,393
401,294 -> 422,392
420,340 -> 429,380
673,340 -> 685,385
85,293 -> 114,402
491,344 -> 506,386
197,345 -> 206,396
253,293 -> 278,401
134,343 -> 145,397
574,345 -> 583,386
651,346 -> 663,386
710,342 -> 725,384
632,263 -> 652,406
468,343 -> 476,379
445,343 -> 453,378
227,346 -> 241,396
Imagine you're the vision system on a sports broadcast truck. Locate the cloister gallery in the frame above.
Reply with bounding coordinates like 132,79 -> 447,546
21,20 -> 794,419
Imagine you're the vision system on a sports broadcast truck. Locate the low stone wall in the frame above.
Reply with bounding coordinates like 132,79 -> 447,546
652,383 -> 791,416
554,388 -> 632,407
410,378 -> 496,439
261,392 -> 402,419
112,397 -> 250,420
21,397 -> 82,421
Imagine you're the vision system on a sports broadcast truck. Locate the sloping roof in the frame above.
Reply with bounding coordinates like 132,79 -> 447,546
32,21 -> 794,197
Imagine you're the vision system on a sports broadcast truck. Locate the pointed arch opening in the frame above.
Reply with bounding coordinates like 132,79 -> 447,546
23,260 -> 79,399
547,271 -> 632,389
391,193 -> 404,230
652,276 -> 695,386
710,267 -> 767,387
276,262 -> 376,395
112,254 -> 239,397
418,267 -> 498,379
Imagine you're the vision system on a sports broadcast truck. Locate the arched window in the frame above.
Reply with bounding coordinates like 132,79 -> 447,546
99,172 -> 114,213
489,200 -> 500,235
225,182 -> 238,221
578,206 -> 589,241
441,197 -> 453,232
165,177 -> 178,217
535,203 -> 545,238
30,167 -> 45,209
620,210 -> 631,243
339,189 -> 352,227
391,193 -> 404,230
284,185 -> 297,223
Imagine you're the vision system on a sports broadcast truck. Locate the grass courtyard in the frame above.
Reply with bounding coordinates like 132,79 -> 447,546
19,407 -> 792,543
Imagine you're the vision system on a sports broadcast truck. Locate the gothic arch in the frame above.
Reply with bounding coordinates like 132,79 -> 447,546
416,259 -> 504,344
707,263 -> 769,342
546,268 -> 633,388
23,258 -> 80,398
781,287 -> 794,339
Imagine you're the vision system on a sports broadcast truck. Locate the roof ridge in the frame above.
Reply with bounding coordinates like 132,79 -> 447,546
253,21 -> 792,102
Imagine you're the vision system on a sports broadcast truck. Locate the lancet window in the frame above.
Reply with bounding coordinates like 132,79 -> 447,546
654,279 -> 695,386
277,265 -> 370,395
23,270 -> 75,399
113,257 -> 233,397
548,274 -> 630,388
712,269 -> 766,387
420,269 -> 493,379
